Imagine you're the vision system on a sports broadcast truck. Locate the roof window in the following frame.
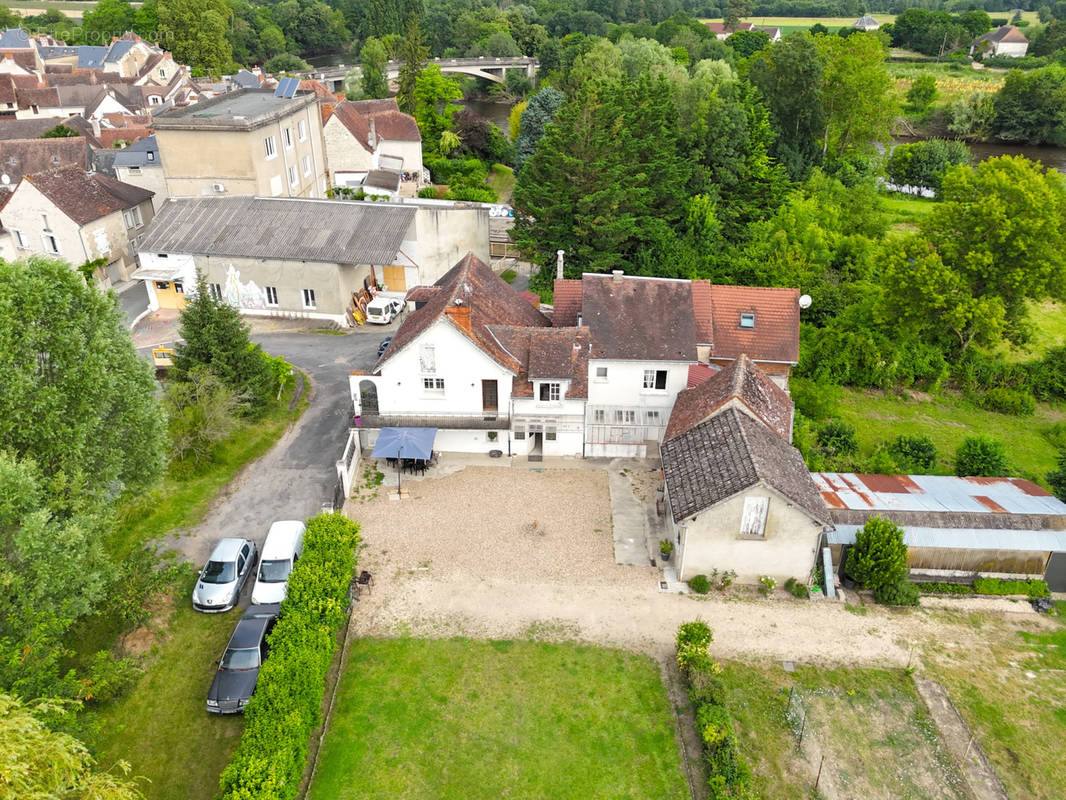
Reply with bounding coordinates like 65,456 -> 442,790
739,312 -> 756,329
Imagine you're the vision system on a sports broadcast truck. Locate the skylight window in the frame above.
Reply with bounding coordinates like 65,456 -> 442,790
739,312 -> 756,329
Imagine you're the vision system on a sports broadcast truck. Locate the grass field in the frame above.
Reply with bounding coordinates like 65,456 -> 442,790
881,192 -> 937,232
700,14 -> 894,33
925,604 -> 1066,800
486,162 -> 515,203
308,638 -> 689,800
90,590 -> 245,800
720,662 -> 967,800
836,388 -> 1063,482
888,61 -> 1006,104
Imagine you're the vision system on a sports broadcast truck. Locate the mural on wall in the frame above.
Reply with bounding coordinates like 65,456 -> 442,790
223,263 -> 267,309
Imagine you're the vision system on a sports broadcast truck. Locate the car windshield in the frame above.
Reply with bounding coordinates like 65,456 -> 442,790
201,560 -> 235,584
258,559 -> 291,583
221,647 -> 260,670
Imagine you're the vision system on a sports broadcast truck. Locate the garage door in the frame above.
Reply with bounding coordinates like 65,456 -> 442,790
1047,552 -> 1066,593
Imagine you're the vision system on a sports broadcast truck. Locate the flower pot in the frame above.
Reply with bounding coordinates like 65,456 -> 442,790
660,550 -> 671,562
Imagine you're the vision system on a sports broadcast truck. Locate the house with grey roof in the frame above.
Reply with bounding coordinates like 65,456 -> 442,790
852,15 -> 880,31
132,194 -> 488,323
114,135 -> 166,210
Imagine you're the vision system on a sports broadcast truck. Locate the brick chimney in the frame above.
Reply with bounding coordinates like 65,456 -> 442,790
445,302 -> 471,334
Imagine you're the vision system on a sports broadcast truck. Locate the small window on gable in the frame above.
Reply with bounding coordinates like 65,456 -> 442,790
740,496 -> 769,538
595,366 -> 608,380
739,312 -> 756,329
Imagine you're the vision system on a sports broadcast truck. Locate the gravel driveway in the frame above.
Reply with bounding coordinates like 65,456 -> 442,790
163,329 -> 384,565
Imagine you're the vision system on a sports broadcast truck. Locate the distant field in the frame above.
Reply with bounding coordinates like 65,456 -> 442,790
7,0 -> 94,17
888,61 -> 1006,104
700,14 -> 893,32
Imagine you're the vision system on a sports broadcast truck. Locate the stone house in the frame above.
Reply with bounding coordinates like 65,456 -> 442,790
323,98 -> 423,189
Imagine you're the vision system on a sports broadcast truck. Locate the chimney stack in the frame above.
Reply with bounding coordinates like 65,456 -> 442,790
444,302 -> 472,334
611,269 -> 624,284
368,116 -> 377,149
556,249 -> 565,280
91,116 -> 101,139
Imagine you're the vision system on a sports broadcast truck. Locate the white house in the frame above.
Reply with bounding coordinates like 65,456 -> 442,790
324,99 -> 423,189
350,253 -> 574,454
971,25 -> 1029,58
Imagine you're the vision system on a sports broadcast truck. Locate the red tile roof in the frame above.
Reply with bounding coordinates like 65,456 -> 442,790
709,284 -> 800,364
297,79 -> 338,101
551,278 -> 582,326
582,274 -> 698,361
687,363 -> 719,387
666,355 -> 793,442
705,21 -> 755,34
690,279 -> 714,344
377,253 -> 551,373
23,166 -> 152,225
330,99 -> 419,149
489,325 -> 591,399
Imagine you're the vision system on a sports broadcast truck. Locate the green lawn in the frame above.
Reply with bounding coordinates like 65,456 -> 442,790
486,163 -> 515,204
881,192 -> 938,232
308,638 -> 689,800
887,61 -> 1006,105
996,300 -> 1066,363
90,594 -> 245,800
720,662 -> 966,800
925,604 -> 1066,800
836,388 -> 1062,482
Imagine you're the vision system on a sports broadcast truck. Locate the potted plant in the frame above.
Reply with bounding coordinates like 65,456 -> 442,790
659,538 -> 674,562
487,431 -> 498,442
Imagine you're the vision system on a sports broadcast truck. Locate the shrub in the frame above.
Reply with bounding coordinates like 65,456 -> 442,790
659,538 -> 674,556
955,435 -> 1009,477
789,378 -> 840,421
688,574 -> 711,594
165,366 -> 241,463
817,419 -> 858,458
758,575 -> 776,596
1047,449 -> 1066,503
1029,345 -> 1066,400
979,387 -> 1036,416
886,434 -> 938,472
417,187 -> 439,198
973,577 -> 1050,598
875,578 -> 920,606
917,581 -> 974,595
885,138 -> 969,193
676,620 -> 713,651
784,577 -> 810,599
445,186 -> 497,203
846,517 -> 908,597
218,513 -> 360,800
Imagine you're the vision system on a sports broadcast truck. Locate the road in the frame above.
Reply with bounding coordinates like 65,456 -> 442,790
163,329 -> 387,565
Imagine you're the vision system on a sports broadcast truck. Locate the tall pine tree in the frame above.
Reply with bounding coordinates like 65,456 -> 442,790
395,14 -> 429,115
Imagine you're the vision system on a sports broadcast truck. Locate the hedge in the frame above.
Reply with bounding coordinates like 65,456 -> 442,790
675,622 -> 753,800
919,578 -> 1050,598
217,512 -> 361,800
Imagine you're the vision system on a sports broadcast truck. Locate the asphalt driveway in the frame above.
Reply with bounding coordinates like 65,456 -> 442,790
165,330 -> 384,566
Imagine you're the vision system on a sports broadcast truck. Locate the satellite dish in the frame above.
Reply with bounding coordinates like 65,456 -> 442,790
1,174 -> 9,185
798,294 -> 812,309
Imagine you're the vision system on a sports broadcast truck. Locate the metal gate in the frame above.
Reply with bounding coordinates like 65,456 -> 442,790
1046,551 -> 1066,593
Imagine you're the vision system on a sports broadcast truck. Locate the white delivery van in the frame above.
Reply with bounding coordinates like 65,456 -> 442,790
250,520 -> 306,605
365,297 -> 404,324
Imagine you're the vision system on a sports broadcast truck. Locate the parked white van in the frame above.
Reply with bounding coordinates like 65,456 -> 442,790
365,297 -> 404,324
250,520 -> 306,605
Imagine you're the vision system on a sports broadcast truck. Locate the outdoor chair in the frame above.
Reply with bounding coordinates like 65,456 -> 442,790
355,570 -> 374,595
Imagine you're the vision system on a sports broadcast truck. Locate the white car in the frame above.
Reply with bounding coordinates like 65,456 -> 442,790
365,297 -> 404,324
250,521 -> 306,605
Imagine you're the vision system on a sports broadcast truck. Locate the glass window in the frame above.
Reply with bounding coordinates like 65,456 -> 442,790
740,312 -> 756,329
208,283 -> 222,300
546,427 -> 557,441
221,647 -> 260,670
258,559 -> 292,583
297,120 -> 307,141
593,409 -> 605,423
595,366 -> 608,379
265,286 -> 279,306
123,206 -> 142,229
283,127 -> 293,148
642,370 -> 667,390
264,136 -> 276,158
646,410 -> 661,423
288,165 -> 297,185
155,281 -> 170,290
302,288 -> 316,309
174,281 -> 184,294
539,382 -> 560,401
303,154 -> 311,177
200,560 -> 235,584
42,234 -> 59,254
13,229 -> 27,248
423,377 -> 445,392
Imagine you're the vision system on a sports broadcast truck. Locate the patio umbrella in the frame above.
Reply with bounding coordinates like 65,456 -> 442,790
371,427 -> 438,494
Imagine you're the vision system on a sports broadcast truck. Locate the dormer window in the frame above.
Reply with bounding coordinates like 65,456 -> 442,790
147,150 -> 155,162
739,312 -> 756,329
539,382 -> 561,402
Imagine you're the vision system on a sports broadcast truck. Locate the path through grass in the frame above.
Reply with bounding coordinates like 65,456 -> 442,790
308,638 -> 689,800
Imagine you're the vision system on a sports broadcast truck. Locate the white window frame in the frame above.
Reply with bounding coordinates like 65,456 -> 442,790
739,312 -> 756,329
12,229 -> 28,249
42,233 -> 60,254
264,135 -> 277,160
642,369 -> 667,390
423,377 -> 445,393
545,426 -> 557,441
539,382 -> 560,402
265,286 -> 279,306
207,283 -> 222,300
594,366 -> 608,381
593,409 -> 605,423
283,127 -> 293,149
158,67 -> 166,79
301,288 -> 316,309
646,410 -> 661,424
302,154 -> 311,177
123,206 -> 143,230
614,409 -> 636,424
297,119 -> 307,141
288,165 -> 297,185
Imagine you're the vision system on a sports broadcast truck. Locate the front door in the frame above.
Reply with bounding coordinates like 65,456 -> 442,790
154,280 -> 187,310
482,379 -> 498,415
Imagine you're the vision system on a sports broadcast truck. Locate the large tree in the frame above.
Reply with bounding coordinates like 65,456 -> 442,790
360,36 -> 389,99
395,13 -> 429,115
815,32 -> 895,162
514,86 -> 564,171
513,75 -> 691,284
412,63 -> 461,154
157,0 -> 232,75
171,273 -> 277,416
0,256 -> 165,500
82,0 -> 135,42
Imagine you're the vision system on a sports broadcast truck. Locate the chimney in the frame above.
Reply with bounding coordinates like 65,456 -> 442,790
445,302 -> 472,334
368,116 -> 377,149
91,116 -> 101,139
611,269 -> 624,284
556,249 -> 565,280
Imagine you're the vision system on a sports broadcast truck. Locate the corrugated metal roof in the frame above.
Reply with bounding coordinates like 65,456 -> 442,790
813,473 -> 1066,516
136,196 -> 416,265
828,524 -> 1066,552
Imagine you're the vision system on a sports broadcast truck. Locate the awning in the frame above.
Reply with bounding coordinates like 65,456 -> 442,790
132,266 -> 185,282
828,525 -> 1066,553
371,427 -> 437,460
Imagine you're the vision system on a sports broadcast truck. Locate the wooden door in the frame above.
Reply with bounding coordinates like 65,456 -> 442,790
482,379 -> 498,412
383,265 -> 406,291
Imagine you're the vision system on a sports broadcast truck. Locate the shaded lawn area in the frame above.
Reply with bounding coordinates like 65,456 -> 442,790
719,662 -> 966,800
308,638 -> 689,800
90,595 -> 245,800
996,300 -> 1066,363
486,163 -> 515,204
836,388 -> 1062,483
881,192 -> 938,234
925,603 -> 1066,800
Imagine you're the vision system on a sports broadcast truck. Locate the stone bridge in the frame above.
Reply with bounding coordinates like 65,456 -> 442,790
306,56 -> 537,94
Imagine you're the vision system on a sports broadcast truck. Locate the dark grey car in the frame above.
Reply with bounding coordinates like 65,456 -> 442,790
206,603 -> 280,714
